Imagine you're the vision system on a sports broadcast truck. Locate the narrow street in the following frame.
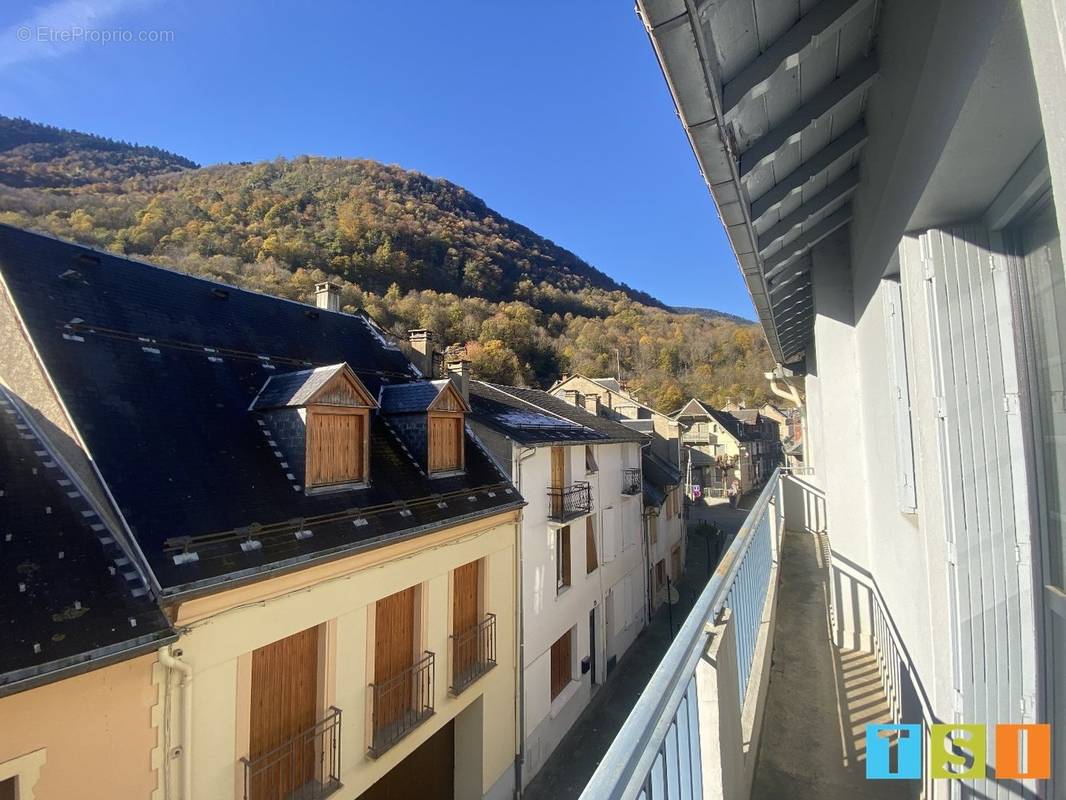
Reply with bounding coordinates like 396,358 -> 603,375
521,492 -> 760,800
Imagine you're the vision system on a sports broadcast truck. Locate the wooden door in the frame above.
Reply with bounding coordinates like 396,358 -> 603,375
452,561 -> 480,681
249,626 -> 320,800
375,587 -> 416,732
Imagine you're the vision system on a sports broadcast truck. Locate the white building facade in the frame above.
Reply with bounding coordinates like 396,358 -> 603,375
466,382 -> 648,787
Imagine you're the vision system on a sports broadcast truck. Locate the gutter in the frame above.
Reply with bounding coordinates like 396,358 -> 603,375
512,445 -> 536,798
159,644 -> 193,800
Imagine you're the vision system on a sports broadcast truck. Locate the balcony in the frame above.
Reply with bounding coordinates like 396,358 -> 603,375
241,707 -> 342,800
450,613 -> 497,695
621,468 -> 641,496
547,481 -> 592,523
580,468 -> 903,800
368,651 -> 435,758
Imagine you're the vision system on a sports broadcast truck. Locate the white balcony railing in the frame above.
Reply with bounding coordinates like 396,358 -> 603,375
580,469 -> 785,800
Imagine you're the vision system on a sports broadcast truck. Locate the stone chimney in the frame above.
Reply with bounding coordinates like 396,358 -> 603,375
562,389 -> 581,407
446,359 -> 470,403
314,282 -> 341,312
585,394 -> 601,416
408,329 -> 441,377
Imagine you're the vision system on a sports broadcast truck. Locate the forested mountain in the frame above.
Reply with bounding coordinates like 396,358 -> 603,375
0,115 -> 775,410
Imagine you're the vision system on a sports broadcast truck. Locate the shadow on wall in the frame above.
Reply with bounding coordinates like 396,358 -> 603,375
782,473 -> 826,534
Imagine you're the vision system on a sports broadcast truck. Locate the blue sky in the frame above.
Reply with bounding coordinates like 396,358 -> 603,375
0,0 -> 752,317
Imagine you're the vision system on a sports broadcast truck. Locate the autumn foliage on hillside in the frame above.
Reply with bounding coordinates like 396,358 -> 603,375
0,116 -> 775,410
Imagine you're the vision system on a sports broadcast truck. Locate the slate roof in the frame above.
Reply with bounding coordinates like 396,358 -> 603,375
0,389 -> 174,696
675,399 -> 752,442
469,382 -> 649,446
731,408 -> 762,425
642,450 -> 682,509
250,364 -> 351,410
0,225 -> 521,598
380,380 -> 462,414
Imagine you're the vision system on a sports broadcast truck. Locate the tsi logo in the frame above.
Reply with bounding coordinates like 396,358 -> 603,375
866,723 -> 1052,781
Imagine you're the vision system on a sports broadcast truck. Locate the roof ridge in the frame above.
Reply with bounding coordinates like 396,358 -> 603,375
476,381 -> 594,430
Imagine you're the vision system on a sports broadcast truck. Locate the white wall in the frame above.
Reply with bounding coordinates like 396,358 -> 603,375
515,440 -> 645,784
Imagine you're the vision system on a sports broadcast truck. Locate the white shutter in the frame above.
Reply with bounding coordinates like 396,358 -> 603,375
914,225 -> 1034,798
882,278 -> 918,512
602,507 -> 617,562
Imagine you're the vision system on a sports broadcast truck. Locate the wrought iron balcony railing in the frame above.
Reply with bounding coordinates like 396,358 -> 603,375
368,651 -> 435,758
547,481 -> 593,522
621,468 -> 641,495
450,613 -> 497,695
241,706 -> 342,800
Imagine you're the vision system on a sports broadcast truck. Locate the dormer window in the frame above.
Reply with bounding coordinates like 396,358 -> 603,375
251,363 -> 378,492
380,379 -> 471,477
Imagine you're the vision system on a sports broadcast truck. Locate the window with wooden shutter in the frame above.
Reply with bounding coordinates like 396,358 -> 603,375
556,526 -> 571,592
585,517 -> 598,574
550,630 -> 572,700
428,412 -> 464,473
306,407 -> 368,487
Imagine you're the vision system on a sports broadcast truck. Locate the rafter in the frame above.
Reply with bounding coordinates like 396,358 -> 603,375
763,205 -> 852,281
722,0 -> 875,115
750,122 -> 867,223
758,168 -> 859,253
740,58 -> 878,178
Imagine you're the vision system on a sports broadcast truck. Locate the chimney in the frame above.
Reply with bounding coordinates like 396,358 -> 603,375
562,389 -> 581,407
446,359 -> 470,403
586,394 -> 601,416
408,329 -> 440,377
314,282 -> 341,312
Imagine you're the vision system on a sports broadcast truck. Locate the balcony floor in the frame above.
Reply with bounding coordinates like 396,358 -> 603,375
751,530 -> 908,800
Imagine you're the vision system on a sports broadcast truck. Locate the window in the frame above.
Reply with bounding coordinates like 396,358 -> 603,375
550,630 -> 573,700
883,278 -> 918,513
428,412 -> 464,473
306,406 -> 369,487
585,517 -> 598,574
0,778 -> 14,800
556,526 -> 571,592
585,445 -> 598,474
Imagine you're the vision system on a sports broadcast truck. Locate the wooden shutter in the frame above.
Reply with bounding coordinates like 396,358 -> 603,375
550,446 -> 565,488
453,561 -> 479,682
672,546 -> 682,581
249,626 -> 320,800
585,517 -> 598,573
549,630 -> 572,700
374,587 -> 417,729
429,413 -> 463,473
307,408 -> 365,486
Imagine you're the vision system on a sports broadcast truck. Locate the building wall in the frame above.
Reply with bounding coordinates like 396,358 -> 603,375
0,654 -> 160,800
646,487 -> 687,611
513,441 -> 645,784
155,511 -> 520,800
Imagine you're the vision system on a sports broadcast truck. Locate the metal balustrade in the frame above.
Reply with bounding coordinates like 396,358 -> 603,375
547,481 -> 593,522
580,469 -> 784,800
450,613 -> 497,695
368,651 -> 435,758
621,468 -> 642,495
241,707 -> 342,800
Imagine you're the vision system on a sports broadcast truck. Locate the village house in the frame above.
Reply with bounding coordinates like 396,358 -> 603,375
0,387 -> 175,800
463,378 -> 648,787
0,224 -> 524,800
721,403 -> 783,485
673,399 -> 756,498
550,373 -> 686,613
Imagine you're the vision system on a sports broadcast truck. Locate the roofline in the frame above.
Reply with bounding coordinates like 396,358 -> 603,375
0,627 -> 177,700
552,372 -> 679,423
158,501 -> 525,603
0,308 -> 162,597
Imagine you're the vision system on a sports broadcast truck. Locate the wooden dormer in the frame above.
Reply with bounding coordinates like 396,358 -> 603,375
427,381 -> 468,475
251,363 -> 378,490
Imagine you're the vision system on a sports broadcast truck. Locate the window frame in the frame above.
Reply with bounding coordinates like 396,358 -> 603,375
305,404 -> 371,489
556,525 -> 572,593
427,409 -> 465,475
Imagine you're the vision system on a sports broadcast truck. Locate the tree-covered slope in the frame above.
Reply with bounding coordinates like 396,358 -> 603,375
0,115 -> 775,409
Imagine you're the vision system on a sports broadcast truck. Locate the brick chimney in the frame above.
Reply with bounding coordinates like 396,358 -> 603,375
314,282 -> 341,312
408,329 -> 441,378
446,360 -> 471,404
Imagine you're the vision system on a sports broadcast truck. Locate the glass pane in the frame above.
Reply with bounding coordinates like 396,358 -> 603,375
1020,204 -> 1066,590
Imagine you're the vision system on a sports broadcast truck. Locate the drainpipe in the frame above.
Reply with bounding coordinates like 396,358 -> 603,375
159,645 -> 193,800
638,440 -> 653,626
513,444 -> 536,798
764,368 -> 803,408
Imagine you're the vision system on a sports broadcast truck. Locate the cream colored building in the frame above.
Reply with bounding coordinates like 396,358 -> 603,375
0,229 -> 525,800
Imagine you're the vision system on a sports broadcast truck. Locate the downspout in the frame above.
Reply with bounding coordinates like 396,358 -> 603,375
513,444 -> 536,798
638,440 -> 653,626
159,644 -> 193,800
765,368 -> 803,408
